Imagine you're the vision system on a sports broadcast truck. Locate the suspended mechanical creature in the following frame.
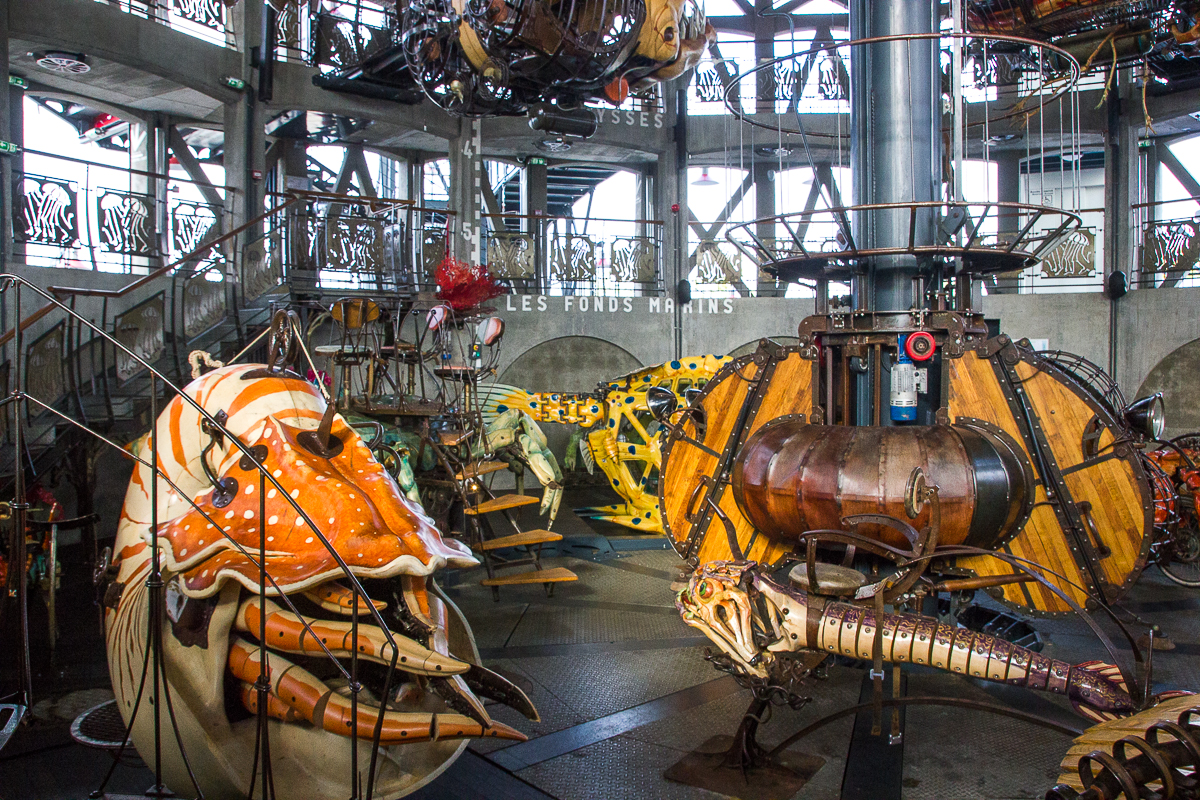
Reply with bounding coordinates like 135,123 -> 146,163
400,0 -> 715,116
966,0 -> 1200,72
102,364 -> 537,799
480,354 -> 731,532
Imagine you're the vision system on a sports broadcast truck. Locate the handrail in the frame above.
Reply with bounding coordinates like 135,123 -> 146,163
21,147 -> 241,194
0,193 -> 303,348
482,212 -> 664,225
263,189 -> 426,213
48,196 -> 302,299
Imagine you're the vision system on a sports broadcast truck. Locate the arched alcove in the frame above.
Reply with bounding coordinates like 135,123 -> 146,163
498,336 -> 643,393
1136,337 -> 1200,437
498,336 -> 643,460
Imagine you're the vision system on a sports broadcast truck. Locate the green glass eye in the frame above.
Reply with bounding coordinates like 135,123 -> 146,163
697,580 -> 712,599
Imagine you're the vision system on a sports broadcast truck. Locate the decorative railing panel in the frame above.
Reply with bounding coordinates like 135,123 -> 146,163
1142,218 -> 1200,276
609,237 -> 656,282
1040,228 -> 1096,278
488,234 -> 536,280
550,235 -> 598,282
26,324 -> 65,411
691,240 -> 744,285
172,0 -> 224,30
421,227 -> 447,281
182,268 -> 227,339
325,217 -> 385,271
272,0 -> 305,56
20,176 -> 78,247
313,11 -> 393,70
693,62 -> 734,103
97,189 -> 155,256
243,231 -> 284,301
113,293 -> 166,384
171,201 -> 221,257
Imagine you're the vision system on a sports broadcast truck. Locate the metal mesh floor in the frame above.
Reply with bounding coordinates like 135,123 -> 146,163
446,541 -> 1200,800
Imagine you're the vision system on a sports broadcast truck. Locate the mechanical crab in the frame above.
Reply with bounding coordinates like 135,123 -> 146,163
1145,432 -> 1200,588
102,363 -> 537,799
480,354 -> 731,532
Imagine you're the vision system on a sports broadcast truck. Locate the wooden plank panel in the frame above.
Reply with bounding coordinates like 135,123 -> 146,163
699,352 -> 813,565
741,352 -> 813,565
661,357 -> 761,553
947,350 -> 1089,613
1014,360 -> 1150,601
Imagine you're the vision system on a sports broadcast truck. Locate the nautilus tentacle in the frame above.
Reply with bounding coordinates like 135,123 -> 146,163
227,639 -> 526,744
233,596 -> 470,675
677,562 -> 1134,717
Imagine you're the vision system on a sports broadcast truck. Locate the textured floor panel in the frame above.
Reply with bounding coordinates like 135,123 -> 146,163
518,734 -> 736,800
469,658 -> 589,754
501,603 -> 693,648
553,555 -> 681,607
455,602 -> 531,650
900,673 -> 1072,800
505,647 -> 723,720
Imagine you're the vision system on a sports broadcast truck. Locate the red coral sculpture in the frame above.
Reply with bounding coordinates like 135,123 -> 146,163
435,256 -> 506,312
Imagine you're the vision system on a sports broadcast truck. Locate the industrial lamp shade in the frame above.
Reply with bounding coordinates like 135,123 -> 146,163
1123,393 -> 1166,440
647,386 -> 678,424
692,168 -> 718,187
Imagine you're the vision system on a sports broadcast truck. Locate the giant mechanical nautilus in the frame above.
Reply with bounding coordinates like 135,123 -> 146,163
103,364 -> 537,799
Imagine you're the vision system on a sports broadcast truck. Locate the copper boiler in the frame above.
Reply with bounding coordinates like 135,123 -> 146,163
732,421 -> 1033,550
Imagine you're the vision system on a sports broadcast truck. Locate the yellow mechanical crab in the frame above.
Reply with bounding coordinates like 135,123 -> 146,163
480,355 -> 731,532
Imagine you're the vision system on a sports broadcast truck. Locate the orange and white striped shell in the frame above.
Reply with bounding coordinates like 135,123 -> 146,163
105,364 -> 484,799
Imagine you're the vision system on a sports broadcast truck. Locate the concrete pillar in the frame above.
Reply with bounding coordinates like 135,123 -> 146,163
754,0 -> 776,116
279,137 -> 308,269
5,72 -> 23,270
448,118 -> 483,263
526,157 -> 548,289
754,161 -> 775,296
660,85 -> 687,356
225,0 -> 266,237
1104,69 -> 1140,281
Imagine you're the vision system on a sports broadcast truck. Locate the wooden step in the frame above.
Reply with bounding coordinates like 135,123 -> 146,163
455,461 -> 510,481
479,529 -> 563,551
465,494 -> 539,515
481,567 -> 578,587
439,429 -> 473,447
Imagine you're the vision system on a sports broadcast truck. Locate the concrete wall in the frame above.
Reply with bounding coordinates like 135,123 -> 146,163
491,294 -> 813,378
981,292 -> 1111,370
1115,287 -> 1200,399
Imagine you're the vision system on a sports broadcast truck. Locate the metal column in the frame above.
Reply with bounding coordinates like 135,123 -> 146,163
850,0 -> 941,312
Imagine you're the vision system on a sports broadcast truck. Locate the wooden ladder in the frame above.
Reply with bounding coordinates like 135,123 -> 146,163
464,488 -> 577,600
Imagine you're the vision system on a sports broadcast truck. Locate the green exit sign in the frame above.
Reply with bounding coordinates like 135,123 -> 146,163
528,156 -> 547,166
0,141 -> 22,155
8,75 -> 26,89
